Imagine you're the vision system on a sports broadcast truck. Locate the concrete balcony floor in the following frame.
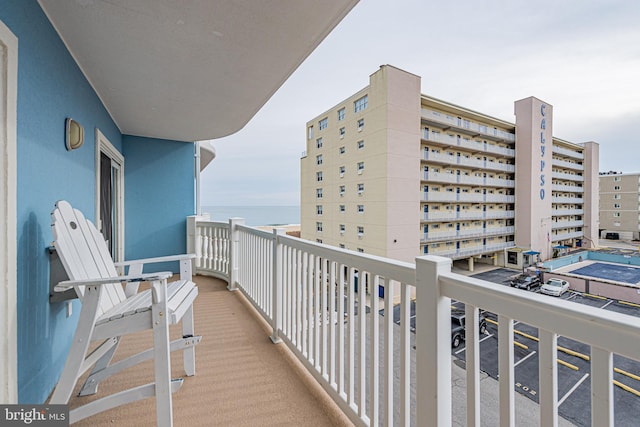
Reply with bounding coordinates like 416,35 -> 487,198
69,275 -> 352,426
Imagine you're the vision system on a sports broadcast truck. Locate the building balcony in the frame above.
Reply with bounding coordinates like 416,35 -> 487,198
100,216 -> 640,426
423,172 -> 515,188
552,158 -> 584,171
422,150 -> 515,173
552,230 -> 583,242
552,184 -> 584,193
421,108 -> 516,144
552,220 -> 584,230
553,208 -> 584,216
429,241 -> 516,259
422,210 -> 515,222
552,171 -> 584,182
421,226 -> 515,242
552,196 -> 584,204
552,145 -> 584,160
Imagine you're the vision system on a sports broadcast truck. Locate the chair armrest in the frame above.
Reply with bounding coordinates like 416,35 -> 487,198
54,272 -> 173,292
115,254 -> 196,267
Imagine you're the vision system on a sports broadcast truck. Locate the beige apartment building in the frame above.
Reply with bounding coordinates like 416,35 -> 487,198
599,172 -> 640,240
300,65 -> 599,268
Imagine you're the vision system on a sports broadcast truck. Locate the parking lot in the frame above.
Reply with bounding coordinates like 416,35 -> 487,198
391,268 -> 640,426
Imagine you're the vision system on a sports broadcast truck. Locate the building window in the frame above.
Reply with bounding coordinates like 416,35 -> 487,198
316,222 -> 323,232
614,194 -> 621,200
308,126 -> 314,139
614,203 -> 621,209
316,171 -> 323,182
338,108 -> 345,121
339,146 -> 345,155
316,205 -> 323,215
357,140 -> 364,150
340,224 -> 345,234
613,212 -> 621,217
317,239 -> 323,243
316,154 -> 323,165
357,162 -> 364,174
339,127 -> 346,138
357,248 -> 364,253
339,166 -> 345,177
357,118 -> 364,131
316,137 -> 323,149
316,188 -> 323,198
358,204 -> 364,213
339,204 -> 345,213
357,183 -> 364,195
614,176 -> 621,182
319,117 -> 328,130
339,244 -> 345,249
614,185 -> 621,191
339,185 -> 345,196
354,95 -> 368,113
357,226 -> 364,237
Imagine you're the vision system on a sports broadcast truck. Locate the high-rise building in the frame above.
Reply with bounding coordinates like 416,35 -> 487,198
599,172 -> 640,240
300,65 -> 599,269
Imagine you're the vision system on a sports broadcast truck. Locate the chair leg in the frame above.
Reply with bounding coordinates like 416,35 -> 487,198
151,280 -> 173,427
50,287 -> 101,404
182,305 -> 196,376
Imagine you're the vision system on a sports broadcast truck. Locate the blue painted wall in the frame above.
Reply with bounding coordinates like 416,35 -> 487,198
0,1 -> 195,403
123,135 -> 195,272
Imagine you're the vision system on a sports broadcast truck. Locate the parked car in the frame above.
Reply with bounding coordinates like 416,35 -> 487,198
451,311 -> 488,349
540,278 -> 570,297
509,274 -> 541,291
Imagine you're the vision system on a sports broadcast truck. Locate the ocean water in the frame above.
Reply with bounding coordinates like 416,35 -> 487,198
201,205 -> 300,226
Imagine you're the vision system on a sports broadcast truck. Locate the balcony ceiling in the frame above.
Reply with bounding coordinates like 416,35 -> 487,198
38,0 -> 358,142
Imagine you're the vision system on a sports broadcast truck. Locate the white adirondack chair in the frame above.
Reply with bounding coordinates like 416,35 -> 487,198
49,200 -> 200,426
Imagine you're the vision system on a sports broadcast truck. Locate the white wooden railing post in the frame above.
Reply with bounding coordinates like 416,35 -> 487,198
415,255 -> 452,427
228,218 -> 244,290
187,214 -> 208,271
270,228 -> 285,344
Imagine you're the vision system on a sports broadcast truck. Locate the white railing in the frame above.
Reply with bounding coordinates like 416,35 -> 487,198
552,171 -> 584,182
552,196 -> 584,204
552,145 -> 584,160
421,108 -> 516,142
189,216 -> 640,426
551,184 -> 584,193
552,157 -> 584,171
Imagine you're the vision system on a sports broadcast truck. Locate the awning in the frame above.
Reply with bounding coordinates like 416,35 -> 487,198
523,251 -> 540,255
553,245 -> 569,249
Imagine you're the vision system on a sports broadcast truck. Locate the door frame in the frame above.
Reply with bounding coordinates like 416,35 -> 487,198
95,129 -> 125,262
0,18 -> 18,404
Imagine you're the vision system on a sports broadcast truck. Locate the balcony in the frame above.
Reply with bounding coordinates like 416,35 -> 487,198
552,196 -> 584,204
423,172 -> 515,188
86,216 -> 640,426
422,150 -> 515,173
421,108 -> 516,143
552,184 -> 584,193
422,226 -> 515,242
552,230 -> 583,241
552,171 -> 584,182
552,158 -> 584,171
433,241 -> 516,259
422,210 -> 515,222
552,220 -> 584,230
553,208 -> 584,216
552,145 -> 584,160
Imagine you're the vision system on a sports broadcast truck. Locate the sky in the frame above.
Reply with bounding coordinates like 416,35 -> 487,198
200,0 -> 640,207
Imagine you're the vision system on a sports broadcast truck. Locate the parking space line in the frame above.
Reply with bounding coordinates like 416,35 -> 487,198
614,380 -> 640,398
454,333 -> 494,355
600,300 -> 614,309
618,300 -> 640,309
615,367 -> 640,381
583,292 -> 607,300
514,341 -> 528,350
565,293 -> 579,301
514,350 -> 536,368
557,359 -> 579,371
558,345 -> 590,361
558,373 -> 589,407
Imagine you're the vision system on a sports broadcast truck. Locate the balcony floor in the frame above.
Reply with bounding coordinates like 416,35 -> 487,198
69,275 -> 352,426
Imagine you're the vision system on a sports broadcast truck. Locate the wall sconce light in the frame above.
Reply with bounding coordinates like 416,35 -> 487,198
65,118 -> 84,151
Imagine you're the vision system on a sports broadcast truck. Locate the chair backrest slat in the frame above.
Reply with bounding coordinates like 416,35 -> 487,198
52,201 -> 126,315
